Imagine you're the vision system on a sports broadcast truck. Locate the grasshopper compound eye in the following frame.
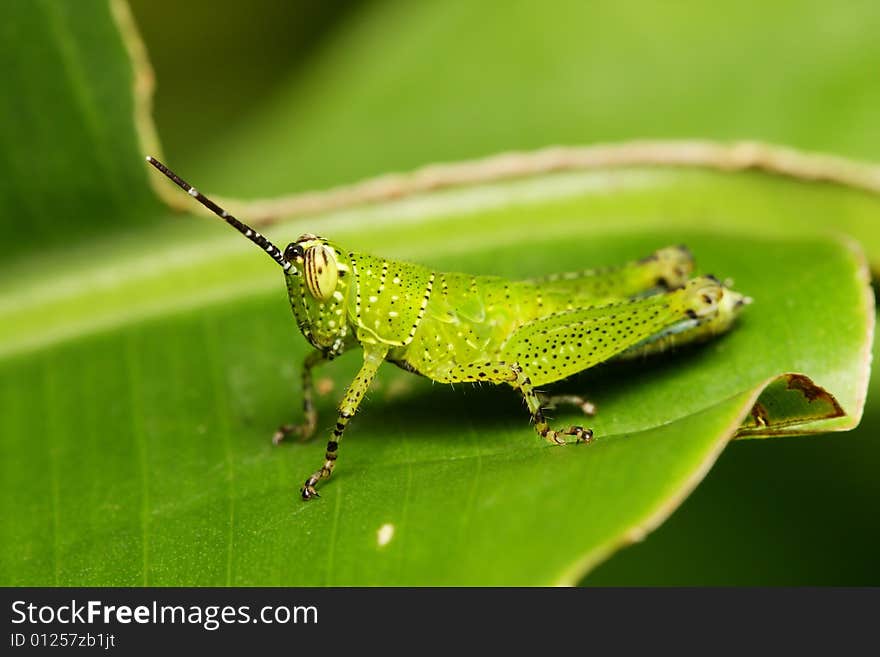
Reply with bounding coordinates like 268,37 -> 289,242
284,242 -> 305,262
303,244 -> 339,302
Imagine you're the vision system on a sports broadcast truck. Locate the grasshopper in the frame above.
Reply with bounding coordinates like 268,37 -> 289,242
147,157 -> 750,500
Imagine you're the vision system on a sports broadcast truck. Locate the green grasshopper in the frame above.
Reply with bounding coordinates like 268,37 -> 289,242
147,156 -> 750,500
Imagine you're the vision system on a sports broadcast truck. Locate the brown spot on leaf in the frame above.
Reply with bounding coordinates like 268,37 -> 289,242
785,373 -> 844,413
737,373 -> 846,437
751,402 -> 769,427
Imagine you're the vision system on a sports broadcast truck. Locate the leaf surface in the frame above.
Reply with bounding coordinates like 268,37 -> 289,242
0,0 -> 874,586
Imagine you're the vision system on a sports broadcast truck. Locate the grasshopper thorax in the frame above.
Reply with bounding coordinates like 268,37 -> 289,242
284,234 -> 353,352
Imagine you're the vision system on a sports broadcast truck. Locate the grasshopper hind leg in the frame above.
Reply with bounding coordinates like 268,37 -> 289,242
527,244 -> 694,303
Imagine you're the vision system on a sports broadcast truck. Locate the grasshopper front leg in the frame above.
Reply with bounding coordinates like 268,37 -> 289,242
273,349 -> 330,445
301,344 -> 389,500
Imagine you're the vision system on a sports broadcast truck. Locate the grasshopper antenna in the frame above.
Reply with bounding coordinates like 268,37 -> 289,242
146,156 -> 292,272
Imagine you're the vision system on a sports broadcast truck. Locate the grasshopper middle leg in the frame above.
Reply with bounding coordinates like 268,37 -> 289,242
442,360 -> 594,446
538,392 -> 597,417
511,364 -> 593,445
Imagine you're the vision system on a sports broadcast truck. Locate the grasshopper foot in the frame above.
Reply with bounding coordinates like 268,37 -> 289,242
273,425 -> 294,445
300,464 -> 332,501
272,418 -> 318,445
565,425 -> 594,444
300,483 -> 320,501
543,425 -> 593,445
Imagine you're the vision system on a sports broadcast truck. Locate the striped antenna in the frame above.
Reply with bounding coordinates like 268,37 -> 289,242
146,156 -> 292,272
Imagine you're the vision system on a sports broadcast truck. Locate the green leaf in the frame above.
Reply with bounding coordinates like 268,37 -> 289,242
586,329 -> 880,585
0,0 -> 874,586
164,0 -> 880,197
0,0 -> 161,260
1,180 -> 873,585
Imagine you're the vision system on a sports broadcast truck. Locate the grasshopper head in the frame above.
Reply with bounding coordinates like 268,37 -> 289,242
144,158 -> 354,352
283,234 -> 354,351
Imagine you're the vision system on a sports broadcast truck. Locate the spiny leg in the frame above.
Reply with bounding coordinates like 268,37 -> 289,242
495,278 -> 730,444
273,349 -> 330,444
498,276 -> 728,390
538,393 -> 597,417
511,364 -> 593,445
301,346 -> 388,500
440,360 -> 594,445
525,245 -> 695,302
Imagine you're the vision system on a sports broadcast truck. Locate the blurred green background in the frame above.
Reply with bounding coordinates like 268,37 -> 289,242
126,0 -> 880,585
134,0 -> 880,196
